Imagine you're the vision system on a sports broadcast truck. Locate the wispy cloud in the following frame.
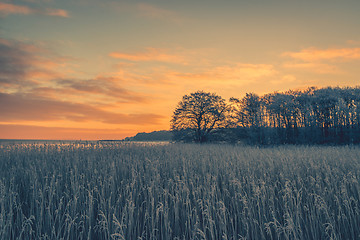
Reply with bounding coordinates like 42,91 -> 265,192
346,40 -> 360,45
0,2 -> 32,15
162,63 -> 277,85
0,92 -> 163,125
0,38 -> 70,89
282,47 -> 360,61
212,63 -> 277,80
0,2 -> 69,17
0,38 -> 156,125
0,38 -> 37,87
42,8 -> 69,17
281,46 -> 360,75
54,77 -> 147,103
109,45 -> 277,88
282,62 -> 341,74
109,48 -> 187,64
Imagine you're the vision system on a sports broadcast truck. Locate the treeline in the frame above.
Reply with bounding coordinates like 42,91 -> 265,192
124,130 -> 172,141
230,86 -> 360,144
171,86 -> 360,144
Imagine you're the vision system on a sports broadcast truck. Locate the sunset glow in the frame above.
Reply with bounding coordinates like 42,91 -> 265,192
1,0 -> 360,140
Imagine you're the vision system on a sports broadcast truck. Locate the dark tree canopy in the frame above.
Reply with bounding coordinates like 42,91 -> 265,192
170,91 -> 229,143
230,86 -> 360,144
230,93 -> 261,128
171,87 -> 360,144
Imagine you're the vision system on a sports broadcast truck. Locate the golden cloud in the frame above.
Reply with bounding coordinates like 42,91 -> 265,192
0,38 -> 153,112
44,8 -> 69,18
282,47 -> 360,61
109,48 -> 187,64
282,62 -> 341,74
164,63 -> 277,85
53,77 -> 148,103
0,92 -> 164,125
0,2 -> 32,15
0,2 -> 69,17
0,38 -> 72,89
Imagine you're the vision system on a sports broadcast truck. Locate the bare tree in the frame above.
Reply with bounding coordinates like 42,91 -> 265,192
171,91 -> 229,143
230,93 -> 261,128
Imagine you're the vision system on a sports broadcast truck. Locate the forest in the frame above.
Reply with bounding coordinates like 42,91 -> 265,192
171,86 -> 360,144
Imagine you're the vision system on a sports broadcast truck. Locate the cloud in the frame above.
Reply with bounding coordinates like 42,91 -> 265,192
0,2 -> 69,17
347,40 -> 360,45
0,38 -> 69,88
108,60 -> 279,94
54,77 -> 147,103
282,62 -> 341,74
282,47 -> 360,61
281,46 -> 360,74
109,48 -> 186,64
0,37 -> 152,113
0,92 -> 163,125
165,63 -> 277,84
43,8 -> 69,17
213,64 -> 277,80
0,38 -> 35,86
0,2 -> 32,15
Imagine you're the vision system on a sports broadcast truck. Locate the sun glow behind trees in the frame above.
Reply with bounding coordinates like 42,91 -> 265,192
171,91 -> 229,143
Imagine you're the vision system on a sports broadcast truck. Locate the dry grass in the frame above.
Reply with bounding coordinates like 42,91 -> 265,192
0,142 -> 359,239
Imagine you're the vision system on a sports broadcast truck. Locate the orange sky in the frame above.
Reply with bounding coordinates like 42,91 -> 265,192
1,0 -> 360,139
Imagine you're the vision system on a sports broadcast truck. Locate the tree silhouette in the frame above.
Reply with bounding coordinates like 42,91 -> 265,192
171,87 -> 360,144
230,93 -> 262,127
171,91 -> 229,143
230,93 -> 262,143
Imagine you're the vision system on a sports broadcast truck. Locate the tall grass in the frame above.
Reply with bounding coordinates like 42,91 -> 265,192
0,142 -> 359,239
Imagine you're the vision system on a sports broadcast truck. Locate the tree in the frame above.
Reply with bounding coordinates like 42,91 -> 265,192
230,93 -> 261,128
171,91 -> 229,143
230,93 -> 263,143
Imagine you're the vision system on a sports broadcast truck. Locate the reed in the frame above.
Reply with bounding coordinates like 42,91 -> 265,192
0,142 -> 359,239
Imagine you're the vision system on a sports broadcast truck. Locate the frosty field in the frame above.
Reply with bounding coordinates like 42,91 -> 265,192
0,142 -> 359,240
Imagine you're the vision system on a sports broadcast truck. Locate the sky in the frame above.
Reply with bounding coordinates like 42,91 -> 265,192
1,0 -> 360,140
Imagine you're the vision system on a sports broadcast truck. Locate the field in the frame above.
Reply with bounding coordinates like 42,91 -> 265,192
0,142 -> 359,239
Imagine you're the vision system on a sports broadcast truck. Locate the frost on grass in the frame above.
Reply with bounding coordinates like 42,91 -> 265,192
0,142 -> 359,239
